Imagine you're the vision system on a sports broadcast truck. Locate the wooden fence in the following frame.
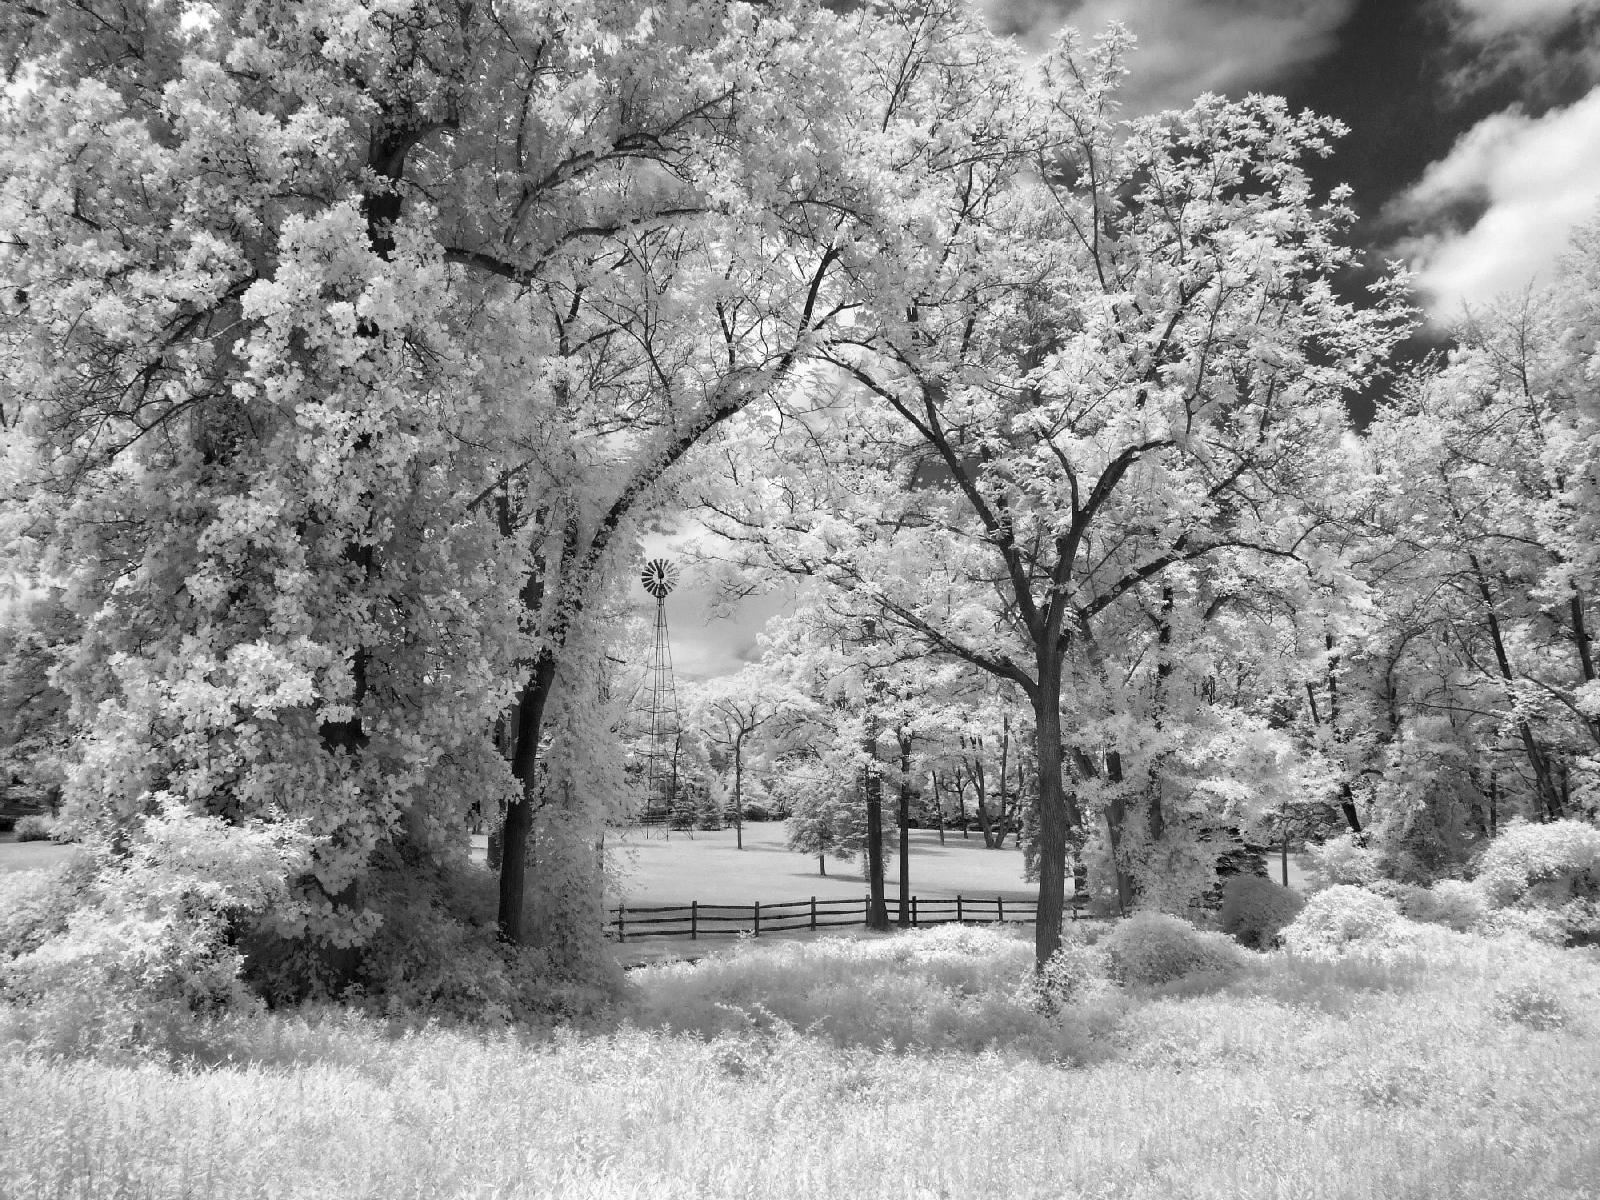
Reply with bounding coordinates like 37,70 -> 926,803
607,892 -> 1085,941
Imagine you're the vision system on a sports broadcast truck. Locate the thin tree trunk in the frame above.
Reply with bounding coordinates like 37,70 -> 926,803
995,720 -> 1010,850
1307,648 -> 1364,836
1103,749 -> 1135,915
895,730 -> 913,925
864,761 -> 889,930
733,731 -> 745,850
1469,554 -> 1563,819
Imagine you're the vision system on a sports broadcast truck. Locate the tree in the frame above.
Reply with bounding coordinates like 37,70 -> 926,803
1354,226 -> 1600,856
0,580 -> 72,810
701,21 -> 1407,964
0,0 -> 868,996
683,666 -> 794,848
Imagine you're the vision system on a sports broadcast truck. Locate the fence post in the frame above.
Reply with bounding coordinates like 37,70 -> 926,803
956,894 -> 964,924
692,900 -> 698,941
753,900 -> 761,938
617,903 -> 626,943
810,896 -> 817,932
997,896 -> 1005,924
911,895 -> 918,927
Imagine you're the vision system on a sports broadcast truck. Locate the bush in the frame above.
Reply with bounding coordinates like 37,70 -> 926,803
629,925 -> 1104,1062
0,814 -> 15,833
1031,939 -> 1112,1012
1490,978 -> 1569,1030
1218,874 -> 1306,950
1097,911 -> 1244,987
1405,879 -> 1488,932
1474,820 -> 1600,945
0,802 -> 308,1060
741,803 -> 771,823
1305,833 -> 1379,891
1476,820 -> 1600,903
13,814 -> 54,842
1281,885 -> 1408,960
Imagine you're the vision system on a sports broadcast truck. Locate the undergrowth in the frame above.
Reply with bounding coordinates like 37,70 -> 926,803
1,920 -> 1597,1199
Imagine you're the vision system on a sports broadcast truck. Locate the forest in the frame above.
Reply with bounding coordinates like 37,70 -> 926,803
0,0 -> 1598,1128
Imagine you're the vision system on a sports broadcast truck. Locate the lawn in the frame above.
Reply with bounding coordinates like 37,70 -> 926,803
0,839 -> 77,875
600,823 -> 1037,905
2,921 -> 1597,1200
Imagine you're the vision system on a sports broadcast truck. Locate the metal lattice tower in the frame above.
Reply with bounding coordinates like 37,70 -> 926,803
638,558 -> 682,827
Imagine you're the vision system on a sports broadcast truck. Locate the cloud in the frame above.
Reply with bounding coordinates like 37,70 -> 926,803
1388,87 -> 1600,320
1433,0 -> 1600,102
1444,0 -> 1600,37
982,0 -> 1359,111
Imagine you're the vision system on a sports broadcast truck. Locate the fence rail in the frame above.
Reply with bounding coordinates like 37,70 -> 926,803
607,892 -> 1085,941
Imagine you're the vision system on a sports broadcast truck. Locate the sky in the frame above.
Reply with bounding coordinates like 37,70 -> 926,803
647,0 -> 1600,681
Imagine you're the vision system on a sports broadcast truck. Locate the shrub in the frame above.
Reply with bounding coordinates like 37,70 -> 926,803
1474,820 -> 1600,945
0,856 -> 94,958
1490,978 -> 1569,1030
1097,911 -> 1244,987
1478,906 -> 1568,944
0,801 -> 308,1060
1218,874 -> 1306,949
1281,884 -> 1407,960
0,814 -> 15,833
1304,833 -> 1379,891
1476,820 -> 1600,904
741,803 -> 771,823
629,925 -> 1103,1063
13,814 -> 54,842
1405,879 -> 1488,932
1031,940 -> 1112,1012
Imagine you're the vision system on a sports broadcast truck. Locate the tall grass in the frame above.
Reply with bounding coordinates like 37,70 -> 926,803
3,924 -> 1598,1200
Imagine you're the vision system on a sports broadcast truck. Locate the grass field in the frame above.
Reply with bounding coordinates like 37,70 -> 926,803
0,839 -> 76,875
601,823 -> 1037,905
2,921 -> 1597,1200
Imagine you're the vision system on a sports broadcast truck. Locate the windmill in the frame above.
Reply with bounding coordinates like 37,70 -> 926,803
637,557 -> 682,830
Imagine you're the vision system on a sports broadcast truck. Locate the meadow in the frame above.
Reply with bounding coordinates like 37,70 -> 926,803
3,918 -> 1597,1200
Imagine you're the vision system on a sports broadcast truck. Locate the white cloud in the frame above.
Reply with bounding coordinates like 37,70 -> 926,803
1390,87 -> 1600,321
1448,0 -> 1600,37
634,529 -> 794,682
982,0 -> 1358,111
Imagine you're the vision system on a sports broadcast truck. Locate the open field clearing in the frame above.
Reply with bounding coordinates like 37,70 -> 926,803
4,922 -> 1598,1200
601,824 -> 1036,904
0,840 -> 77,876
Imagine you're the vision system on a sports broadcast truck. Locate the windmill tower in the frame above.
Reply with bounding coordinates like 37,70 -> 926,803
638,557 -> 682,828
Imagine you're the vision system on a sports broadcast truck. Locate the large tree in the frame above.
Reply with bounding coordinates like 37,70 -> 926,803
0,0 -> 865,995
701,23 -> 1407,964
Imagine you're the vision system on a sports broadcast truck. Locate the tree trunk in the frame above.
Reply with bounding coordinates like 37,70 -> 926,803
498,650 -> 558,942
863,761 -> 889,931
1103,749 -> 1135,915
897,729 -> 912,927
1469,555 -> 1563,819
1031,660 -> 1081,967
733,732 -> 745,850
